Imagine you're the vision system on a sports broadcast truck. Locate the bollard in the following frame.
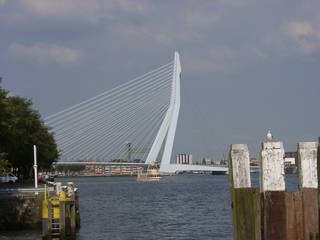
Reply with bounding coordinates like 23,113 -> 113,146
229,144 -> 260,240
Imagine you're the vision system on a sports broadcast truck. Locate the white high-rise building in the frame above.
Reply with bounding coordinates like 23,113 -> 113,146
176,154 -> 193,165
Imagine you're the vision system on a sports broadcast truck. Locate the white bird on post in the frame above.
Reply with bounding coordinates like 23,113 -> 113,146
266,130 -> 273,141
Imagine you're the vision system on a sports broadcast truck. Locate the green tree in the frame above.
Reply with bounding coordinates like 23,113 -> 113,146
0,87 -> 58,178
0,152 -> 10,173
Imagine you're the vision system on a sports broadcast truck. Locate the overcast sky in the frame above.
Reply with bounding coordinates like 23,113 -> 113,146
1,0 -> 319,160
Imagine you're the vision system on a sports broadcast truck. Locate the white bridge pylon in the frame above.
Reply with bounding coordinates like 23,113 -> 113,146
45,52 -> 228,174
44,52 -> 180,172
145,52 -> 181,172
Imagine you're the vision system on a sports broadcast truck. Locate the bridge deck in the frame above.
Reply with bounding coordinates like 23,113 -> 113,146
161,164 -> 228,173
54,161 -> 147,166
54,162 -> 228,173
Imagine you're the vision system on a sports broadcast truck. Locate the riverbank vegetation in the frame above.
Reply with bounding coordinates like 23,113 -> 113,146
0,87 -> 58,179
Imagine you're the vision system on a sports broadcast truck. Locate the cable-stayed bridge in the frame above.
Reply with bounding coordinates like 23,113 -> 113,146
45,52 -> 227,174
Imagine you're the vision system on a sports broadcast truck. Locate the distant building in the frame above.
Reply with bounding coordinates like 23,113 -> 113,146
176,154 -> 192,164
284,151 -> 297,165
202,158 -> 211,165
250,158 -> 259,166
211,159 -> 221,165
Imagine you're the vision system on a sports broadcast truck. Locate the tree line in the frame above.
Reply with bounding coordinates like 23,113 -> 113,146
0,87 -> 58,179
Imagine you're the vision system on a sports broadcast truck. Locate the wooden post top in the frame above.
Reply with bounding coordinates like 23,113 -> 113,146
231,144 -> 248,150
260,140 -> 285,192
229,144 -> 251,188
262,141 -> 283,149
298,141 -> 318,189
298,142 -> 318,149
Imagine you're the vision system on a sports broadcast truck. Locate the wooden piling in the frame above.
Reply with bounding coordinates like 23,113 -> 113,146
261,191 -> 287,240
285,191 -> 304,240
297,142 -> 319,240
260,141 -> 285,192
229,144 -> 260,240
59,201 -> 66,238
75,190 -> 80,229
48,202 -> 52,240
230,139 -> 319,240
70,202 -> 76,237
318,140 -> 320,233
260,140 -> 286,240
298,142 -> 318,189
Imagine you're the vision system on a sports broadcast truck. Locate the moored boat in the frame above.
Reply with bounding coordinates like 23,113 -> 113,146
137,166 -> 161,181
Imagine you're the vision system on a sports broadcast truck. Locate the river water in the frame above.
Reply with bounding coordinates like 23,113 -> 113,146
0,174 -> 298,240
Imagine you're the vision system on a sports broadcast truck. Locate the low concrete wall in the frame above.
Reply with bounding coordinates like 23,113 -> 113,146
0,192 -> 43,230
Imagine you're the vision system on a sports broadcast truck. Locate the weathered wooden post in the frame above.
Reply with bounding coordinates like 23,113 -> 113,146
229,144 -> 260,240
65,202 -> 71,236
75,190 -> 80,229
42,201 -> 52,240
318,139 -> 320,232
230,137 -> 319,240
59,201 -> 66,238
260,139 -> 286,240
297,142 -> 318,239
259,140 -> 319,240
70,202 -> 76,237
42,200 -> 49,239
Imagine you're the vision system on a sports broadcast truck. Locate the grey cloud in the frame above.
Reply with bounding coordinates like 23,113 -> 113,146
284,21 -> 315,39
8,43 -> 83,66
181,11 -> 221,28
282,21 -> 320,54
21,0 -> 148,21
1,0 -> 319,158
217,0 -> 256,7
183,46 -> 266,74
0,0 -> 149,25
